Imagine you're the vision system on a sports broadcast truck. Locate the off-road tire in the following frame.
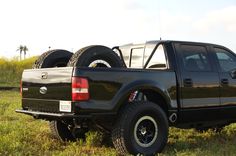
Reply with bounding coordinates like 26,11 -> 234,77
33,49 -> 73,68
111,101 -> 168,155
49,121 -> 75,141
49,121 -> 87,141
67,45 -> 125,67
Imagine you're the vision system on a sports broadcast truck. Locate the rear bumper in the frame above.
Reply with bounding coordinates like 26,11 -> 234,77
15,109 -> 91,120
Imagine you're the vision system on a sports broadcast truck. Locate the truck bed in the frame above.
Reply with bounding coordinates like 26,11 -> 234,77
20,67 -> 177,116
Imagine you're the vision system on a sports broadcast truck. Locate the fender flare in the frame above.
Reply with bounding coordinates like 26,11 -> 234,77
112,79 -> 173,112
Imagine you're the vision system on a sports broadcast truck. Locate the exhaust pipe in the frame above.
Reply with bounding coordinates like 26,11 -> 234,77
169,113 -> 177,123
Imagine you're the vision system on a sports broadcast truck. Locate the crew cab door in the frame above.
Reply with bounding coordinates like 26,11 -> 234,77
175,43 -> 220,122
212,46 -> 236,119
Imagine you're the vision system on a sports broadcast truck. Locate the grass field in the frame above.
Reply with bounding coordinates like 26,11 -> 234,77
0,57 -> 37,87
1,90 -> 236,156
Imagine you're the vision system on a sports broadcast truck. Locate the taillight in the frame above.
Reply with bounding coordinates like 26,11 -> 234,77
72,77 -> 89,101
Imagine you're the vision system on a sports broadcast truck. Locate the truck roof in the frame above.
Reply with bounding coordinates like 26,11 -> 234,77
126,40 -> 222,47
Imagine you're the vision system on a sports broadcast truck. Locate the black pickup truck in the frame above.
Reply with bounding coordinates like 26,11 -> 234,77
16,40 -> 236,155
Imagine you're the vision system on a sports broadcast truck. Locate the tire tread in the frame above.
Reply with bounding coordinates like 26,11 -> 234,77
111,101 -> 168,155
33,50 -> 55,68
49,121 -> 63,141
67,45 -> 125,67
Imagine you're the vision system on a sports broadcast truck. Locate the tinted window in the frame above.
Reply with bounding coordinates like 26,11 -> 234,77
181,45 -> 211,72
215,48 -> 236,72
146,45 -> 167,69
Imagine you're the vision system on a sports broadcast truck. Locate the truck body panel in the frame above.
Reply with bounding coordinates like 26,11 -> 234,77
73,68 -> 177,113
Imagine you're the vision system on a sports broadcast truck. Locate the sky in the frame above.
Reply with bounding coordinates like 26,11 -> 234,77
0,0 -> 236,58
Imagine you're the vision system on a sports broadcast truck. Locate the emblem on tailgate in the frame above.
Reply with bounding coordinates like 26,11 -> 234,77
39,86 -> 47,94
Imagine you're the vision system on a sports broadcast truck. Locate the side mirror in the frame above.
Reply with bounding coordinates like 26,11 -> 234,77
230,69 -> 236,79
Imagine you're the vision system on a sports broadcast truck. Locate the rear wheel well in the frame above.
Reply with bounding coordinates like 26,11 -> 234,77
141,89 -> 168,115
141,90 -> 168,115
118,89 -> 169,117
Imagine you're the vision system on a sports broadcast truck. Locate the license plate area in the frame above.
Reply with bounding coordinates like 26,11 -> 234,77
59,101 -> 72,112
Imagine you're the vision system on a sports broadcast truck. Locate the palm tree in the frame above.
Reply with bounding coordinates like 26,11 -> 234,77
23,46 -> 28,59
17,45 -> 24,60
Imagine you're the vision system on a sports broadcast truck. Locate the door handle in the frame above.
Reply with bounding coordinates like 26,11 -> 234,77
221,79 -> 229,85
184,78 -> 193,87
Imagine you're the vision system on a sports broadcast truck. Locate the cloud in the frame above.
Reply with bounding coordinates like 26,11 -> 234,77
155,6 -> 236,38
194,6 -> 236,33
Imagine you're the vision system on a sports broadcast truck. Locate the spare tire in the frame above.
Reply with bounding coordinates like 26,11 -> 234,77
67,45 -> 125,68
33,49 -> 78,141
33,49 -> 73,68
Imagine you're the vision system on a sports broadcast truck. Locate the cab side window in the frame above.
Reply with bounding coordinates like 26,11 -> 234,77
146,44 -> 167,69
181,45 -> 211,72
214,48 -> 236,72
130,48 -> 144,68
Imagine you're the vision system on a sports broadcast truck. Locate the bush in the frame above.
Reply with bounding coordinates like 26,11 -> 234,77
85,131 -> 103,147
0,57 -> 38,87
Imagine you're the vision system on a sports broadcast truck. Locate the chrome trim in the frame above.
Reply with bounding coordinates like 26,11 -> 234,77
15,109 -> 74,117
39,86 -> 47,94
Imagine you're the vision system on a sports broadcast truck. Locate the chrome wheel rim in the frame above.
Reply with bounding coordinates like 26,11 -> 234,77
88,60 -> 111,68
134,116 -> 158,147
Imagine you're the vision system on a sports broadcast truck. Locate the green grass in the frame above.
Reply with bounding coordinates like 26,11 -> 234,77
0,90 -> 117,156
1,90 -> 236,155
0,57 -> 37,87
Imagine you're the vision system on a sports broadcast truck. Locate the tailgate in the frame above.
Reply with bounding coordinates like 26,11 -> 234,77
21,67 -> 73,113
